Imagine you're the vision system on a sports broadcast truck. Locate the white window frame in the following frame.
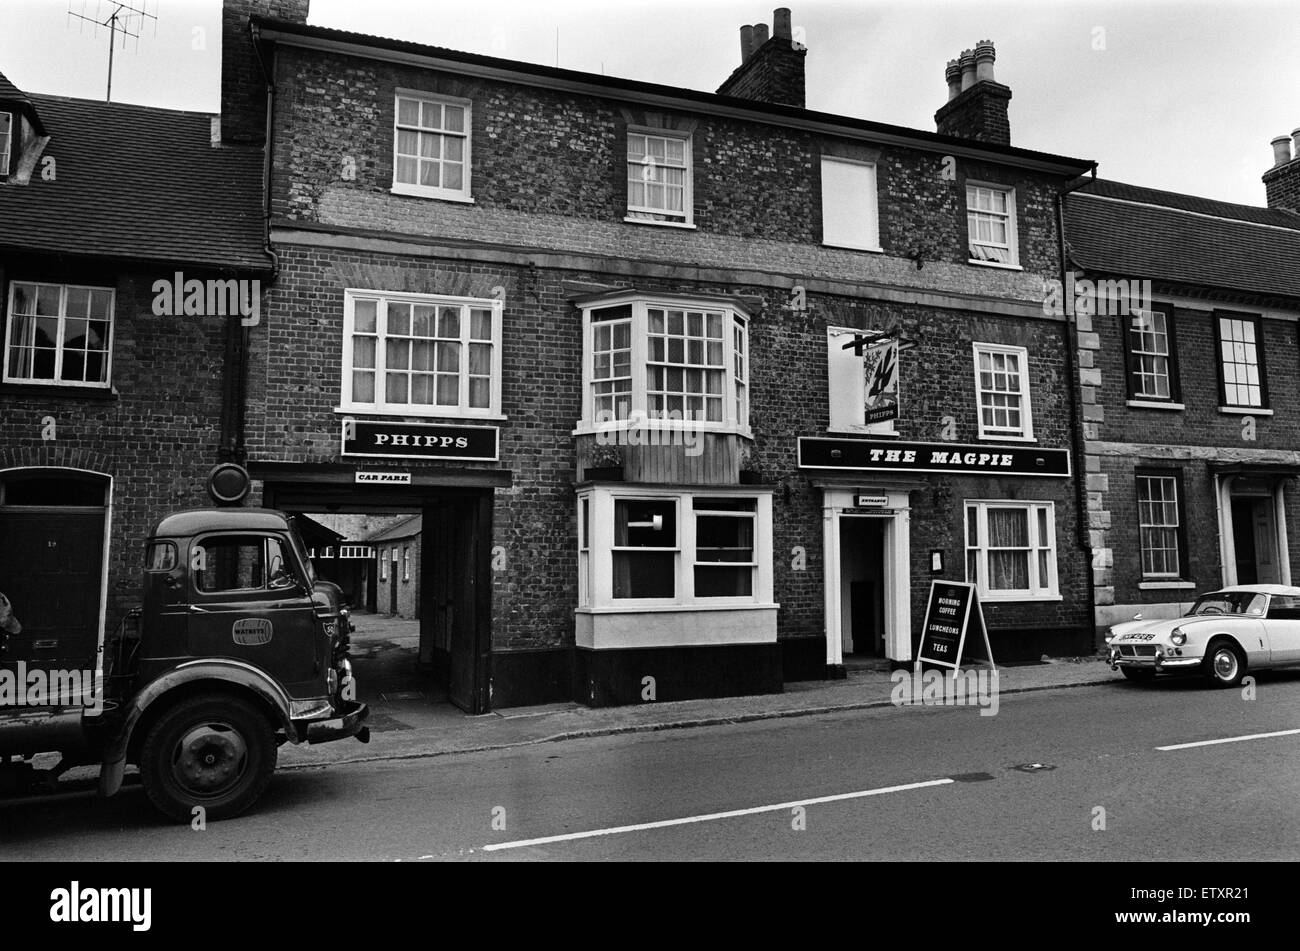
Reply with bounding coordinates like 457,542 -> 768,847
1137,472 -> 1183,579
578,496 -> 590,608
391,90 -> 472,202
1129,309 -> 1175,401
820,156 -> 881,252
972,342 -> 1033,441
339,545 -> 374,559
625,127 -> 693,228
964,500 -> 1059,601
379,549 -> 388,582
402,546 -> 411,583
3,280 -> 115,388
1216,314 -> 1265,409
340,289 -> 504,419
576,295 -> 750,437
0,111 -> 12,177
966,182 -> 1019,268
577,485 -> 774,612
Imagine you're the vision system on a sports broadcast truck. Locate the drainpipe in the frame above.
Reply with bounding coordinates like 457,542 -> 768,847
243,19 -> 281,468
1057,163 -> 1098,639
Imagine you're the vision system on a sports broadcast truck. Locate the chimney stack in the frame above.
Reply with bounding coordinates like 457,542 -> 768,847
1271,136 -> 1292,168
1263,129 -> 1300,213
718,8 -> 806,109
935,39 -> 1012,146
944,59 -> 962,101
219,0 -> 311,145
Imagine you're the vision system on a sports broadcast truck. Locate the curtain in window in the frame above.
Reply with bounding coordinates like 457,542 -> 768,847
987,508 -> 1029,590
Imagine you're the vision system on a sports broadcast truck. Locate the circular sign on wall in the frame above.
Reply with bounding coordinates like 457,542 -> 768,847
207,463 -> 251,505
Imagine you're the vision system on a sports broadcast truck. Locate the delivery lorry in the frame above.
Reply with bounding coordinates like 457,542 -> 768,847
0,507 -> 369,822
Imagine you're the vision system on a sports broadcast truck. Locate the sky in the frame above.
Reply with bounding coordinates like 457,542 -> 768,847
1,0 -> 1298,205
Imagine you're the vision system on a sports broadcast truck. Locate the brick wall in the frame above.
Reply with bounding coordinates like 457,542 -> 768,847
267,48 -> 1064,286
1080,293 -> 1300,632
0,261 -> 233,636
1263,159 -> 1300,213
251,242 -> 1090,656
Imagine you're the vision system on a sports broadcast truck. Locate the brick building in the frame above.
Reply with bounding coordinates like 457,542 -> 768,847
0,68 -> 270,677
367,514 -> 422,620
1064,165 -> 1300,637
223,2 -> 1098,711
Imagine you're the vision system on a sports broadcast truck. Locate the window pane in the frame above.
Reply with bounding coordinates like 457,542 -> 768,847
613,552 -> 675,598
354,300 -> 377,333
614,499 -> 676,548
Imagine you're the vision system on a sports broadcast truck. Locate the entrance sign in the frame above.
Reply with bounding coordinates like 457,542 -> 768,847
342,420 -> 499,462
798,437 -> 1071,477
917,580 -> 995,673
855,495 -> 889,507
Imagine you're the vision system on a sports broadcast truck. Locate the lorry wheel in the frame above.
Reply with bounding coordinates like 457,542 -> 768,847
140,694 -> 277,823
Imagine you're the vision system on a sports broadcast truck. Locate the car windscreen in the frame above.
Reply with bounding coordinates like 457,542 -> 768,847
1188,592 -> 1265,616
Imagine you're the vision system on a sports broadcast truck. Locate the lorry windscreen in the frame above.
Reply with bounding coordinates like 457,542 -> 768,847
286,519 -> 318,587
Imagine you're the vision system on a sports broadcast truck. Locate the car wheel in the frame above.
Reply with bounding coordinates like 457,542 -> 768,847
1202,639 -> 1246,689
1120,666 -> 1156,683
140,693 -> 277,823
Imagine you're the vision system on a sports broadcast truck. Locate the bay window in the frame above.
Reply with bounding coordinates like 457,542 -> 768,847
578,487 -> 773,610
579,293 -> 750,434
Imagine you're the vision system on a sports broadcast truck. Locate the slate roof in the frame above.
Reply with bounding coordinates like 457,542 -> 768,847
1064,178 -> 1300,301
0,90 -> 271,271
365,514 -> 422,544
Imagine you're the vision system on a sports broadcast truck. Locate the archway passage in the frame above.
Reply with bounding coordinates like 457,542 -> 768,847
0,469 -> 109,676
261,480 -> 493,715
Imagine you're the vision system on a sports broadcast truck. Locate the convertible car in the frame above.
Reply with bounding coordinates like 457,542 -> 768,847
1106,584 -> 1300,687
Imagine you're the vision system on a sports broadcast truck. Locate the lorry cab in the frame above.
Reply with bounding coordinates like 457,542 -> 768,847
2,506 -> 368,823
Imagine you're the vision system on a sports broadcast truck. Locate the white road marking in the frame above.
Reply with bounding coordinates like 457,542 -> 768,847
481,778 -> 955,852
1157,727 -> 1300,751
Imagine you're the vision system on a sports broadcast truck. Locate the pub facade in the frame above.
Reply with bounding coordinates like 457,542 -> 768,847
224,1 -> 1097,709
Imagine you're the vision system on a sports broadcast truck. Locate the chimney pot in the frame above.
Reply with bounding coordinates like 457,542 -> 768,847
774,8 -> 792,40
974,40 -> 996,83
945,58 -> 962,101
1291,127 -> 1300,157
740,24 -> 755,61
959,49 -> 977,91
1275,135 -> 1295,167
753,23 -> 770,47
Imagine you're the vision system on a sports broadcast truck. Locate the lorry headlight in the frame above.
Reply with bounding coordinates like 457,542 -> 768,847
327,668 -> 339,695
1170,628 -> 1186,646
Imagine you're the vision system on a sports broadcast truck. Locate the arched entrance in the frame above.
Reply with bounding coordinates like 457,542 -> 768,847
0,468 -> 111,675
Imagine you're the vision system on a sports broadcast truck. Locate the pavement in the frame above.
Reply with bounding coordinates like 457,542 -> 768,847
279,610 -> 1123,770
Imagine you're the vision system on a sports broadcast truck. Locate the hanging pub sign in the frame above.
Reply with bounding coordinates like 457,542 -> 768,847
798,437 -> 1071,477
917,580 -> 996,673
341,419 -> 499,462
863,337 -> 900,424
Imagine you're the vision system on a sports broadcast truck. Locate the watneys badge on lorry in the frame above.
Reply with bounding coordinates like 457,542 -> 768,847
232,618 -> 273,646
